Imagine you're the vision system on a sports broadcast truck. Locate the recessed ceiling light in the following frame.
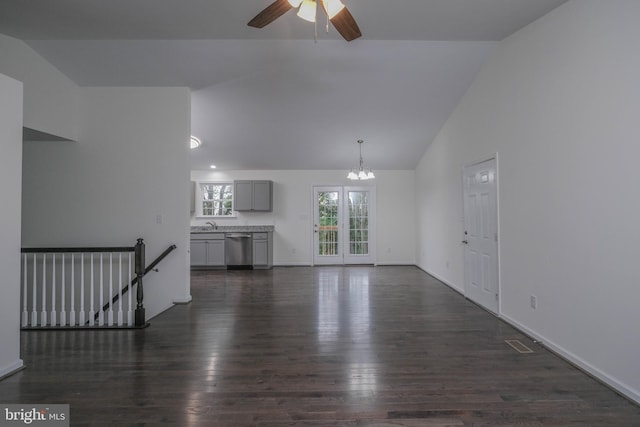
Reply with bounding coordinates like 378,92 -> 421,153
190,136 -> 202,149
209,165 -> 217,169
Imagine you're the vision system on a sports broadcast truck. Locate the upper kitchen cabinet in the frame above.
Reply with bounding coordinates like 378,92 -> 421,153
234,180 -> 273,212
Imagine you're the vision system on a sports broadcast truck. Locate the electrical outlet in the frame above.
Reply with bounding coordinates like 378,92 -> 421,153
530,295 -> 537,310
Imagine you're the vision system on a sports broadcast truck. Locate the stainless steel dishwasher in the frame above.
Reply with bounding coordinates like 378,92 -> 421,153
225,233 -> 252,269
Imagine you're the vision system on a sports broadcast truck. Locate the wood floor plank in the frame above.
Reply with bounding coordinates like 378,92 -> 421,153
0,266 -> 638,425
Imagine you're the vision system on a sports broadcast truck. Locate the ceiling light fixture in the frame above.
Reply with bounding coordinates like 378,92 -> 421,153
347,139 -> 375,180
296,0 -> 317,22
291,0 -> 345,21
248,0 -> 361,42
293,0 -> 348,41
190,136 -> 202,149
323,0 -> 346,19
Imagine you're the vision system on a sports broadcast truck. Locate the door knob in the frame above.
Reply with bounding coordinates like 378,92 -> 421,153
461,240 -> 468,244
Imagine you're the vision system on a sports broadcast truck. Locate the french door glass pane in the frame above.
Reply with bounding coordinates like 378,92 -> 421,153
348,191 -> 369,255
318,191 -> 339,256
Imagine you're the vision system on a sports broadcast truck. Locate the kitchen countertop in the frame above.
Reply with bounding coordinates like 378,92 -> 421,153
190,225 -> 274,233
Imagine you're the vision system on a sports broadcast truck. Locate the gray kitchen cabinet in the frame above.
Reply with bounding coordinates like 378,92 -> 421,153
234,180 -> 273,211
190,233 -> 225,267
207,240 -> 225,266
252,232 -> 272,269
190,240 -> 207,265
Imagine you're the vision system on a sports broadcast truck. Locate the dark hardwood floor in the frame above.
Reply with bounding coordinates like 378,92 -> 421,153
1,266 -> 639,426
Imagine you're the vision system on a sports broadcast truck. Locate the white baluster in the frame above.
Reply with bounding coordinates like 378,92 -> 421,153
22,254 -> 28,327
70,254 -> 76,326
127,252 -> 133,326
51,254 -> 57,326
99,253 -> 104,326
41,253 -> 47,326
31,253 -> 37,326
79,253 -> 85,325
108,253 -> 114,326
89,253 -> 95,326
118,252 -> 123,326
60,253 -> 66,326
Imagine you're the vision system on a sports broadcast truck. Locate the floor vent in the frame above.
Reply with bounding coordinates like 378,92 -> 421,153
505,339 -> 534,354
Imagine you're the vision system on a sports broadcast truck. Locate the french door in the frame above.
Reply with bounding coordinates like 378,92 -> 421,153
313,186 -> 376,265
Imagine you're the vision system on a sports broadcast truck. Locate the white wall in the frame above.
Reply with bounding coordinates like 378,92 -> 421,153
0,34 -> 79,141
191,170 -> 416,266
415,0 -> 640,403
22,87 -> 192,318
0,73 -> 24,378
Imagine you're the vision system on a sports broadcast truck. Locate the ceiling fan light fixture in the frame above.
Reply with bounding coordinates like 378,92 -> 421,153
297,0 -> 317,23
322,0 -> 345,19
247,0 -> 361,41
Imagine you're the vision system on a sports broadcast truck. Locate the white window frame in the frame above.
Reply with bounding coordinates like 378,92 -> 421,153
196,182 -> 235,218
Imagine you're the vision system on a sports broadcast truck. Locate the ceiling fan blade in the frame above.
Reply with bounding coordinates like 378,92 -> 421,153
329,6 -> 362,41
248,0 -> 293,28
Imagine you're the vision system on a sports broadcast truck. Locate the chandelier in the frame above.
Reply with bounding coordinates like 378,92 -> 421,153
347,139 -> 375,180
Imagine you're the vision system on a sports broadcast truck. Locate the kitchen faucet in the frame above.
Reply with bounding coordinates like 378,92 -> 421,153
206,221 -> 217,230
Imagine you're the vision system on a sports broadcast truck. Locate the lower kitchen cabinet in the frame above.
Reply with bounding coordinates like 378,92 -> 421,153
190,233 -> 225,267
252,232 -> 273,269
191,230 -> 273,269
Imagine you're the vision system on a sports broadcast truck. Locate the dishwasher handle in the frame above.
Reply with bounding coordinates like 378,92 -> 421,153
226,233 -> 252,238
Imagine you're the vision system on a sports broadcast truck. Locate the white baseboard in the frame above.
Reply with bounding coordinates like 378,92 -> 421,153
274,261 -> 417,267
501,313 -> 640,406
416,265 -> 640,405
273,262 -> 312,267
416,265 -> 464,294
147,302 -> 178,321
173,294 -> 192,304
375,261 -> 416,266
0,359 -> 24,381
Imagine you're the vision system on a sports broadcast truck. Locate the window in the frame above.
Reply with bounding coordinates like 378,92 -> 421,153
199,182 -> 233,217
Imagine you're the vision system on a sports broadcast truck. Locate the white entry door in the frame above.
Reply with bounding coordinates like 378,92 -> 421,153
313,186 -> 376,265
463,158 -> 499,314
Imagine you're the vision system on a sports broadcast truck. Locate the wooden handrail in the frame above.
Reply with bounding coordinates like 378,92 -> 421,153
22,246 -> 135,253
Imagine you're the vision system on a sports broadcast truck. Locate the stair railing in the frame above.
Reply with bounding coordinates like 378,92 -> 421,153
19,238 -> 174,329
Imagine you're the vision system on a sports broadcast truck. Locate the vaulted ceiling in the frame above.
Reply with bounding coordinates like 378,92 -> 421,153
0,0 -> 568,170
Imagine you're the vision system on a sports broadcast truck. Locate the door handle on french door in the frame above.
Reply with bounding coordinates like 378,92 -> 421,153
461,240 -> 468,244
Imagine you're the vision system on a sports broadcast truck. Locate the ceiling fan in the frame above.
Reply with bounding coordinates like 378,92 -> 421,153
248,0 -> 362,42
